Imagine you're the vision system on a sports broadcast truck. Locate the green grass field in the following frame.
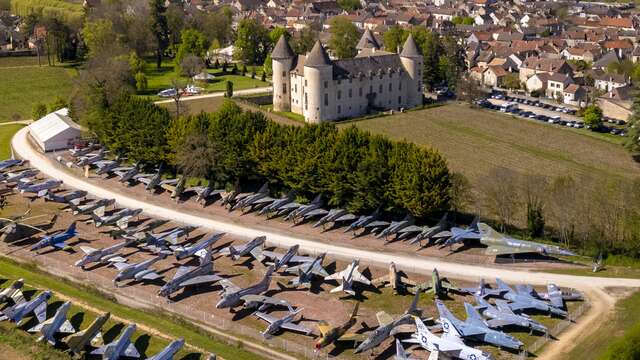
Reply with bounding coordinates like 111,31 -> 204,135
141,60 -> 268,100
0,124 -> 24,158
0,257 -> 264,360
0,57 -> 76,122
343,103 -> 640,186
567,290 -> 640,360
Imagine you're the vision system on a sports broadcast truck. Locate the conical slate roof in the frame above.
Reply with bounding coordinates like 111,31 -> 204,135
272,35 -> 295,59
304,40 -> 332,67
400,34 -> 421,57
356,29 -> 380,50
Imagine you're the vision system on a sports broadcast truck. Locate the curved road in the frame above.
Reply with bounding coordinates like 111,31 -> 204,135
11,127 -> 640,359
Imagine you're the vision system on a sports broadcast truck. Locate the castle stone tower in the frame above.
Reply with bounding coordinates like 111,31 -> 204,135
399,34 -> 423,108
303,41 -> 333,123
271,35 -> 295,112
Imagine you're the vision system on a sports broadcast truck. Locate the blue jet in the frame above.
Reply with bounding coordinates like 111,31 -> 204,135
0,159 -> 25,171
31,222 -> 77,253
0,290 -> 52,323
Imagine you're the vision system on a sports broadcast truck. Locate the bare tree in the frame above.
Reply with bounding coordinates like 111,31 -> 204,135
521,174 -> 548,238
448,172 -> 473,214
176,132 -> 217,180
170,78 -> 187,118
479,167 -> 520,231
180,54 -> 205,79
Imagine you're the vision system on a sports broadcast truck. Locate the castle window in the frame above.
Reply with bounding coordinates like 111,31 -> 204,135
379,84 -> 383,93
324,81 -> 328,89
337,90 -> 341,100
338,80 -> 341,85
349,78 -> 352,83
399,82 -> 402,90
324,93 -> 329,106
282,71 -> 286,77
369,85 -> 373,93
305,93 -> 308,110
338,105 -> 341,114
359,87 -> 363,96
388,83 -> 392,91
398,96 -> 402,103
349,89 -> 352,98
305,80 -> 307,86
282,84 -> 287,94
295,84 -> 298,92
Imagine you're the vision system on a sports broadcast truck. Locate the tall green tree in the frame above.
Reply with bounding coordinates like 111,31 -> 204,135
328,17 -> 360,59
175,29 -> 210,68
269,27 -> 290,44
149,0 -> 169,69
383,25 -> 408,53
292,25 -> 317,54
234,19 -> 270,65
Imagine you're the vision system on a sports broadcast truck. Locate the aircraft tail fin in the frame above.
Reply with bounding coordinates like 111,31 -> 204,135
262,265 -> 275,286
66,222 -> 77,235
310,194 -> 322,205
395,338 -> 409,360
464,302 -> 485,324
407,288 -> 421,315
350,302 -> 360,320
469,216 -> 480,231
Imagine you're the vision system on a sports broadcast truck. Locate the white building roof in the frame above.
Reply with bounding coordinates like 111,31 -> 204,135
28,108 -> 82,151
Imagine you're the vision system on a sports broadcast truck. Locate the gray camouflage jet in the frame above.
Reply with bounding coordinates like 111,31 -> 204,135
0,278 -> 24,304
43,190 -> 87,204
90,207 -> 142,228
476,223 -> 575,257
216,265 -> 275,309
406,213 -> 452,246
220,236 -> 266,261
173,232 -> 224,260
76,149 -> 108,167
137,169 -> 177,193
188,182 -> 225,206
231,182 -> 272,212
159,250 -> 222,299
18,179 -> 63,196
494,279 -> 568,317
74,240 -> 133,269
440,217 -> 481,248
474,295 -> 547,334
261,244 -> 314,271
109,219 -> 168,240
64,312 -> 110,355
112,165 -> 140,184
254,305 -> 313,338
313,209 -> 357,229
283,253 -> 329,288
376,214 -> 423,241
113,254 -> 166,286
344,208 -> 388,235
529,284 -> 582,309
90,323 -> 140,359
69,198 -> 115,216
436,299 -> 523,350
147,338 -> 185,360
93,160 -> 121,175
28,301 -> 75,345
135,226 -> 193,253
284,195 -> 325,223
459,279 -> 504,298
0,290 -> 51,323
354,291 -> 421,353
258,190 -> 296,216
325,259 -> 371,296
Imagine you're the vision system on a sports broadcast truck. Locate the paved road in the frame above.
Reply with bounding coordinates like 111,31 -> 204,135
154,87 -> 271,104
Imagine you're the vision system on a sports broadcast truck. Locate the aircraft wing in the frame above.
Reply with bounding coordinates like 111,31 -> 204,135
241,295 -> 291,308
260,250 -> 280,261
484,245 -> 530,256
338,332 -> 366,341
548,294 -> 564,308
112,262 -> 130,271
289,255 -> 314,263
280,322 -> 312,334
324,269 -> 347,281
116,217 -> 132,230
219,279 -> 241,294
433,338 -> 465,352
376,311 -> 394,327
254,311 -> 277,324
398,225 -> 423,234
59,320 -> 75,333
136,177 -> 152,185
179,274 -> 222,287
53,241 -> 67,249
311,263 -> 330,278
303,209 -> 328,218
11,290 -> 25,304
172,266 -> 194,281
34,301 -> 48,323
140,272 -> 162,281
432,230 -> 452,238
441,279 -> 457,291
160,183 -> 176,192
160,179 -> 178,186
351,269 -> 371,285
335,214 -> 357,222
277,202 -> 301,210
506,300 -> 530,312
486,318 -> 516,328
251,197 -> 275,205
124,343 -> 141,358
364,221 -> 389,229
451,228 -> 481,239
316,321 -> 331,337
107,256 -> 127,264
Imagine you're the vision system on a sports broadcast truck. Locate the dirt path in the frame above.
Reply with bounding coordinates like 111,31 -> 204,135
153,87 -> 271,104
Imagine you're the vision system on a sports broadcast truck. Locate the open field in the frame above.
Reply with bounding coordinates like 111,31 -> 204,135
141,60 -> 268,100
0,124 -> 25,158
0,57 -> 76,122
342,103 -> 640,187
567,288 -> 640,360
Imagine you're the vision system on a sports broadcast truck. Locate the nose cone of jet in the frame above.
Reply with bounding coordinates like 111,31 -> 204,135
215,298 -> 229,309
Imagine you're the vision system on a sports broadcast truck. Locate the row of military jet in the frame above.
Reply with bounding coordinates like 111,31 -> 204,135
60,144 -> 578,259
0,279 -> 209,360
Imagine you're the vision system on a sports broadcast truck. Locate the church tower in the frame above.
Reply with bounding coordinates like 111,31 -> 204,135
271,35 -> 295,112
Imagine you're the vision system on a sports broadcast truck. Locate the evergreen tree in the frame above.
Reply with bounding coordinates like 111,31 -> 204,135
149,0 -> 169,69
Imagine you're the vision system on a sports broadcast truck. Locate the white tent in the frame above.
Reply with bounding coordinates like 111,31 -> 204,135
28,108 -> 81,152
193,71 -> 215,82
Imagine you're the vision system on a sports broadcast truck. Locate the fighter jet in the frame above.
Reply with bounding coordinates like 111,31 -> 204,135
313,208 -> 357,229
31,222 -> 77,253
74,240 -> 133,269
173,232 -> 224,260
69,198 -> 115,216
354,291 -> 421,353
112,165 -> 140,184
188,182 -> 225,206
261,244 -> 314,271
530,284 -> 582,309
160,176 -> 186,200
64,312 -> 111,355
76,149 -> 108,167
284,195 -> 325,223
137,169 -> 175,192
93,160 -> 121,175
220,236 -> 265,261
18,179 -> 63,196
109,219 -> 169,240
28,301 -> 75,345
494,279 -> 568,317
231,182 -> 272,212
344,207 -> 388,235
216,266 -> 275,309
0,168 -> 38,183
284,253 -> 330,288
417,268 -> 459,298
69,144 -> 100,158
394,338 -> 418,360
0,158 -> 25,171
441,217 -> 481,248
314,303 -> 361,351
258,190 -> 296,216
0,278 -> 24,304
409,316 -> 494,360
376,215 -> 423,241
372,262 -> 418,295
90,323 -> 140,359
43,190 -> 87,204
406,213 -> 452,246
435,299 -> 523,350
477,223 -> 576,257
254,305 -> 313,338
159,250 -> 222,299
219,183 -> 247,209
474,295 -> 547,334
0,290 -> 51,323
459,279 -> 503,298
136,226 -> 193,253
325,259 -> 371,296
90,207 -> 142,228
147,338 -> 185,360
113,254 -> 166,285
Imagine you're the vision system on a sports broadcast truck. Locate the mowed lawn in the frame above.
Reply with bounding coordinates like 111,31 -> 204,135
343,103 -> 640,185
0,124 -> 25,159
0,57 -> 75,122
